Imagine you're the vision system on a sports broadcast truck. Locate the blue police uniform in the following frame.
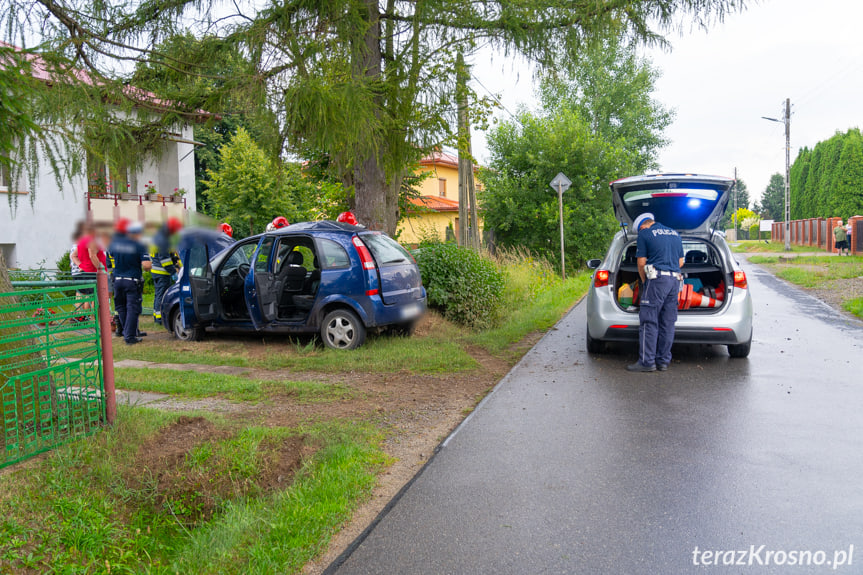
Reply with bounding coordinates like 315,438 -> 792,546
634,220 -> 683,370
109,233 -> 150,344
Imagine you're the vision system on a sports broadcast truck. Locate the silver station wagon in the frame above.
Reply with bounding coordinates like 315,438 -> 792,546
585,174 -> 753,358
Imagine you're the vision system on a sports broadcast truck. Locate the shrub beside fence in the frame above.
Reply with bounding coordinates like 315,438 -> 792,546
1,279 -> 107,469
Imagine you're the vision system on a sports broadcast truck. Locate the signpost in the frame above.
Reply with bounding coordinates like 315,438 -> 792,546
549,172 -> 572,279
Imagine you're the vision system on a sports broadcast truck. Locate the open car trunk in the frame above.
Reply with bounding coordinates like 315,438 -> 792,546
613,240 -> 729,313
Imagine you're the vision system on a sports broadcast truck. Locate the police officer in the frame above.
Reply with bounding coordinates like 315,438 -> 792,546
627,212 -> 684,372
150,217 -> 183,325
110,221 -> 152,345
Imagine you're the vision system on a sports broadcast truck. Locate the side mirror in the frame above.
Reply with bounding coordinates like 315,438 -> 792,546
586,259 -> 602,270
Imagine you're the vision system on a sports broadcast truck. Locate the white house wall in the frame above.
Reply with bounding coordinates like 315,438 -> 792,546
1,123 -> 198,270
0,165 -> 87,269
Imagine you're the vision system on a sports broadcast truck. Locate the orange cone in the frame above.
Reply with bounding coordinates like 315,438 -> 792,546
688,291 -> 719,308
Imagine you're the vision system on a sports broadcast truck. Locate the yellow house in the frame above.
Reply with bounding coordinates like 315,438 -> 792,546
397,151 -> 483,245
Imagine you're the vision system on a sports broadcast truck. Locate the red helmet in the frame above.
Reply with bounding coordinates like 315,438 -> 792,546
167,216 -> 183,234
337,211 -> 359,226
115,217 -> 130,234
219,222 -> 233,237
272,216 -> 290,229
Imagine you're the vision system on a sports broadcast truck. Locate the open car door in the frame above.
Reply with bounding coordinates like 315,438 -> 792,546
611,174 -> 735,239
243,235 -> 278,330
179,240 -> 219,329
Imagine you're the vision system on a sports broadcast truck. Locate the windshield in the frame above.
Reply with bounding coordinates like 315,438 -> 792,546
622,187 -> 721,231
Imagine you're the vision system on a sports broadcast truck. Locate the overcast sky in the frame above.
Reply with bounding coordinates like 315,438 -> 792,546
470,0 -> 863,205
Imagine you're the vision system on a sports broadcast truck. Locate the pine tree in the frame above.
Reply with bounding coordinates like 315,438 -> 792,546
1,0 -> 746,235
761,173 -> 785,221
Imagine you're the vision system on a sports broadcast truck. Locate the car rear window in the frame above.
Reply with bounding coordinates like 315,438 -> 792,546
359,233 -> 413,267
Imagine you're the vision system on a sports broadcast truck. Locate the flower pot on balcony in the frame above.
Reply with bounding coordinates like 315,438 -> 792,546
147,193 -> 161,201
120,193 -> 137,200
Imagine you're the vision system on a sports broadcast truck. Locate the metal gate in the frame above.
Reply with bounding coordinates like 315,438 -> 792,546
856,221 -> 863,253
1,281 -> 105,469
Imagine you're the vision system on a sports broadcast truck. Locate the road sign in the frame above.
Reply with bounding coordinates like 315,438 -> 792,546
549,173 -> 571,279
549,172 -> 572,193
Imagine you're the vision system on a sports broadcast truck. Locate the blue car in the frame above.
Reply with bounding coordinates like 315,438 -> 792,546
160,221 -> 427,349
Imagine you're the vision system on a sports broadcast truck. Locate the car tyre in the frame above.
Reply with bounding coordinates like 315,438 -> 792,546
727,336 -> 751,358
172,307 -> 202,342
321,309 -> 366,350
586,328 -> 605,354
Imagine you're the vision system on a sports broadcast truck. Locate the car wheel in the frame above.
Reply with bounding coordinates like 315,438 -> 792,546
586,327 -> 605,354
172,307 -> 202,342
321,309 -> 366,350
727,336 -> 751,358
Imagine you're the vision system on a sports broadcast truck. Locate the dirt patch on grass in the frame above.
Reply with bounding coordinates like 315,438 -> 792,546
136,416 -> 225,470
131,416 -> 308,523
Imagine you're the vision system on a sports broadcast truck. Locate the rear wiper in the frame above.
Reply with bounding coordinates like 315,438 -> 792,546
383,257 -> 407,264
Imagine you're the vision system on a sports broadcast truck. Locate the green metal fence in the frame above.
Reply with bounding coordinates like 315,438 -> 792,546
0,281 -> 106,469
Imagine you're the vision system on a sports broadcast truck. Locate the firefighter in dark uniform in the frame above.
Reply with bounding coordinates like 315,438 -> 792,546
110,221 -> 151,345
150,217 -> 183,325
627,212 -> 684,372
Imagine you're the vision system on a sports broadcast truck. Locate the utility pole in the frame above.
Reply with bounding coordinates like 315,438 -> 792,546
783,98 -> 791,252
733,167 -> 738,240
455,51 -> 479,250
762,99 -> 792,251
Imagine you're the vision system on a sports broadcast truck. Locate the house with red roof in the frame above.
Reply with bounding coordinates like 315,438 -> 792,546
397,151 -> 483,245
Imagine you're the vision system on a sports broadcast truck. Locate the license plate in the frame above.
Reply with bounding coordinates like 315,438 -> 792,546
400,303 -> 421,320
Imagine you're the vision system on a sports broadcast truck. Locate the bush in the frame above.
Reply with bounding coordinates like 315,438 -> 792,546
413,243 -> 505,328
749,224 -> 760,241
56,251 -> 71,274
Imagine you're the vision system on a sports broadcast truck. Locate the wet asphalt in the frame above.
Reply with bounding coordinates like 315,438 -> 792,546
329,258 -> 863,574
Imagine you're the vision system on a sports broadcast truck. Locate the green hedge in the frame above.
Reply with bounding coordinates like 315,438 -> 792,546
413,243 -> 505,328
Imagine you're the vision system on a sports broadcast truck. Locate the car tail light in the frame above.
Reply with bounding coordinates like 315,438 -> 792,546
609,324 -> 630,329
713,327 -> 733,331
352,236 -> 376,270
594,270 -> 610,288
366,289 -> 379,296
733,270 -> 747,289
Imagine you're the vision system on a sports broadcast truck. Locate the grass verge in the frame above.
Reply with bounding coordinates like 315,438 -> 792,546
115,367 -> 357,403
471,272 -> 590,353
0,408 -> 386,574
731,240 -> 817,253
842,297 -> 863,319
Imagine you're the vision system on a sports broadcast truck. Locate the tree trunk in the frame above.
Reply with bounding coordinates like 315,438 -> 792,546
351,0 -> 392,233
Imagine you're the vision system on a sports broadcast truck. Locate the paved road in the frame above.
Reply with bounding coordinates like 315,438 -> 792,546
330,259 -> 863,574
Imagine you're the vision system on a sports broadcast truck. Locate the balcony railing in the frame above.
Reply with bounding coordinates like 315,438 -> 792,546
86,191 -> 187,210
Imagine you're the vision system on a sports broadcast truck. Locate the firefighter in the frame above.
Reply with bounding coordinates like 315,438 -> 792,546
150,217 -> 183,325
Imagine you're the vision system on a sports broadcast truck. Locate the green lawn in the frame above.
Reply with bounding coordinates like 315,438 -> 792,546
115,367 -> 358,403
731,240 -> 818,253
0,408 -> 387,574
